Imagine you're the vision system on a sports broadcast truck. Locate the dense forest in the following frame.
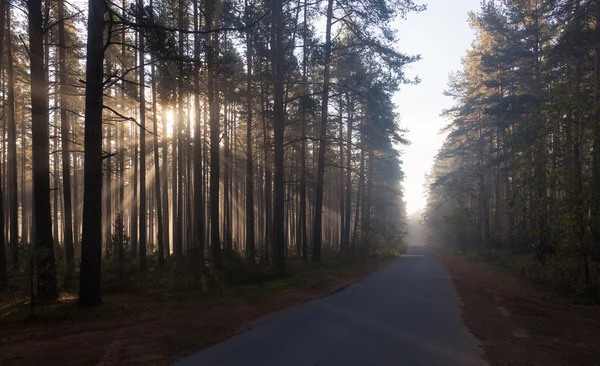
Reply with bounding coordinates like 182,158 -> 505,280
424,0 -> 600,298
0,0 -> 420,306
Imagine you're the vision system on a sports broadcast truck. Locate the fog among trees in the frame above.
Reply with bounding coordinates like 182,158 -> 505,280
0,0 -> 421,305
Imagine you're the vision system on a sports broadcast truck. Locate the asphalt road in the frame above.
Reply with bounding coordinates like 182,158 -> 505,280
175,245 -> 487,366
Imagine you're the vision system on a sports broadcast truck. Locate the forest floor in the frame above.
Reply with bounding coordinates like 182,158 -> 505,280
437,251 -> 600,366
0,254 -> 397,366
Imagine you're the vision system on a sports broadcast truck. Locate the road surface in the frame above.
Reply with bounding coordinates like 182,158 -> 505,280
175,245 -> 487,366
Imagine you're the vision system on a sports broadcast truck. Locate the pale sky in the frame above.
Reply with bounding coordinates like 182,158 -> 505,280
392,0 -> 481,214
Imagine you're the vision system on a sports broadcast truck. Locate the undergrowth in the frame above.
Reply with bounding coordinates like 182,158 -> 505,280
444,247 -> 600,303
0,250 -> 401,336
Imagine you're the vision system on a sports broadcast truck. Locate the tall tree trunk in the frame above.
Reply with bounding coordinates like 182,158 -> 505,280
245,1 -> 255,263
272,0 -> 285,269
117,0 -> 126,262
207,0 -> 222,268
151,1 -> 164,267
193,0 -> 204,267
138,1 -> 147,271
0,0 -> 7,286
342,95 -> 352,255
174,0 -> 184,261
262,97 -> 272,263
132,31 -> 139,260
58,0 -> 75,273
223,103 -> 232,257
312,0 -> 334,261
299,0 -> 308,261
338,95 -> 344,252
162,106 -> 170,257
79,0 -> 105,306
29,0 -> 58,300
6,6 -> 18,271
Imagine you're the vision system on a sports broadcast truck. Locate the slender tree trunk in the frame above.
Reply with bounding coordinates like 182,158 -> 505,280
338,95 -> 344,252
353,139 -> 365,248
0,151 -> 5,287
262,99 -> 272,263
74,140 -> 80,248
206,0 -> 222,268
58,0 -> 75,273
312,0 -> 334,261
138,1 -> 148,271
6,6 -> 18,271
0,0 -> 7,286
193,0 -> 204,267
131,29 -> 139,260
149,0 -> 164,267
299,0 -> 308,261
131,129 -> 139,260
79,0 -> 105,306
245,0 -> 255,263
29,0 -> 58,300
223,103 -> 232,257
342,96 -> 352,255
174,0 -> 184,261
272,0 -> 285,269
117,0 -> 126,261
364,149 -> 374,254
162,106 -> 170,257
589,0 -> 600,284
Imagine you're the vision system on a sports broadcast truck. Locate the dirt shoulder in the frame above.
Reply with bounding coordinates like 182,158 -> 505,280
0,257 -> 395,366
437,252 -> 600,366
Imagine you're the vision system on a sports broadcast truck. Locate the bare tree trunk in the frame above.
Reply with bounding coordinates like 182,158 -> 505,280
353,139 -> 365,248
245,0 -> 255,263
0,0 -> 7,286
149,1 -> 163,267
590,0 -> 600,285
162,106 -> 170,257
299,0 -> 308,261
312,0 -> 334,261
131,128 -> 139,260
223,102 -> 232,257
6,6 -> 18,271
58,0 -> 75,273
363,149 -> 374,254
271,0 -> 285,268
342,96 -> 352,255
262,97 -> 272,263
174,0 -> 184,261
0,152 -> 5,287
118,0 -> 126,260
79,0 -> 105,307
207,0 -> 222,268
193,0 -> 204,266
338,95 -> 344,253
29,0 -> 57,299
138,0 -> 148,271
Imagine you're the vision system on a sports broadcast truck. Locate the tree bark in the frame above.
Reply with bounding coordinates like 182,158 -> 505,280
0,0 -> 7,286
312,0 -> 334,261
6,5 -> 18,271
79,0 -> 105,307
342,96 -> 352,255
58,0 -> 75,273
272,0 -> 285,269
245,0 -> 255,263
193,0 -> 204,266
29,0 -> 58,300
206,0 -> 222,268
138,0 -> 147,271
